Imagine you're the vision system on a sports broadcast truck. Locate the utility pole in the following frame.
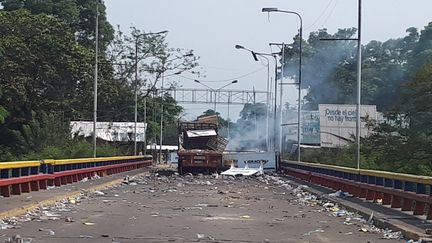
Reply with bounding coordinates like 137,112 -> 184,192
159,73 -> 164,164
144,97 -> 147,155
355,0 -> 362,170
92,2 -> 99,158
318,0 -> 362,169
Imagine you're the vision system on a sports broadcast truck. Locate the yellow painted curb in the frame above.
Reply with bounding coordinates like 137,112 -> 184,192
0,171 -> 148,220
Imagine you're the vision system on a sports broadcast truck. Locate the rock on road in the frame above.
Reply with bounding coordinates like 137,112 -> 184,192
0,166 -> 403,243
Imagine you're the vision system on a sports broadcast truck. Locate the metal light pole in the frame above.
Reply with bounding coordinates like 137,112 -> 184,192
194,80 -> 238,116
159,73 -> 164,163
143,97 -> 147,155
157,55 -> 192,163
194,80 -> 238,132
133,30 -> 168,156
235,45 -> 274,151
318,1 -> 362,169
235,45 -> 277,151
262,8 -> 303,163
227,95 -> 231,139
93,2 -> 99,158
356,0 -> 362,170
279,43 -> 285,154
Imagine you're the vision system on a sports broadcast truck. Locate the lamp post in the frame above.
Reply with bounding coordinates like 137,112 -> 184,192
194,80 -> 238,116
134,30 -> 168,156
318,0 -> 362,169
235,44 -> 275,151
93,2 -> 99,158
262,7 -> 303,163
158,55 -> 193,164
194,79 -> 238,138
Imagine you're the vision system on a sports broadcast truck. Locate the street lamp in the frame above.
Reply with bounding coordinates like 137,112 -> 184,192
93,2 -> 99,158
134,30 -> 168,156
235,44 -> 276,151
262,7 -> 303,163
194,80 -> 238,115
194,79 -> 238,135
158,54 -> 194,164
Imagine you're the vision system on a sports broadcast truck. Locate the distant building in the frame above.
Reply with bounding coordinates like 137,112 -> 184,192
70,121 -> 146,142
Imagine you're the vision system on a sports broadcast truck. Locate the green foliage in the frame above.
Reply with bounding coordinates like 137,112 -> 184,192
282,27 -> 424,111
0,87 -> 8,123
0,10 -> 94,125
0,0 -> 114,50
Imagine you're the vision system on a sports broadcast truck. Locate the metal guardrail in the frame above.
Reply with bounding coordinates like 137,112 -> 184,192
0,161 -> 41,179
281,160 -> 432,220
282,160 -> 432,194
0,155 -> 153,197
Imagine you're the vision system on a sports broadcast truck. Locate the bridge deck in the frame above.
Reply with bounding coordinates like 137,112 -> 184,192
0,166 -> 402,242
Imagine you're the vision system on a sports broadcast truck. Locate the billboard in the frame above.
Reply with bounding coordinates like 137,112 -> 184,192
318,104 -> 377,148
301,111 -> 320,144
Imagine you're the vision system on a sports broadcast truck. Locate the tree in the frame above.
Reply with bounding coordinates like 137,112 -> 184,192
0,9 -> 94,154
0,0 -> 114,51
108,27 -> 199,98
0,87 -> 8,123
281,27 -> 424,112
197,109 -> 228,127
282,28 -> 358,109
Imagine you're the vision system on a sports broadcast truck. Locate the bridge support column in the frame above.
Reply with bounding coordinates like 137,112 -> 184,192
1,185 -> 11,197
391,195 -> 402,208
401,198 -> 413,211
366,189 -> 375,201
427,206 -> 432,220
382,193 -> 392,205
413,201 -> 425,215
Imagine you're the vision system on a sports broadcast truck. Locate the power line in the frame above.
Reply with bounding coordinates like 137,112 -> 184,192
320,0 -> 339,28
178,67 -> 265,82
304,0 -> 334,31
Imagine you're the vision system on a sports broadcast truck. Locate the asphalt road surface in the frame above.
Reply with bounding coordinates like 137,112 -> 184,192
0,166 -> 404,243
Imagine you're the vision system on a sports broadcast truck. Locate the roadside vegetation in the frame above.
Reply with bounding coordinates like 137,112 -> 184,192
0,1 -> 197,161
284,25 -> 432,176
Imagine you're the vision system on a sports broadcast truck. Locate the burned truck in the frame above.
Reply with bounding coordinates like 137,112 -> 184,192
177,121 -> 228,174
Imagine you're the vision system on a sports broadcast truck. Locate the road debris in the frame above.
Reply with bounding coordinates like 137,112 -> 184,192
38,228 -> 55,236
328,190 -> 350,198
0,166 -> 405,243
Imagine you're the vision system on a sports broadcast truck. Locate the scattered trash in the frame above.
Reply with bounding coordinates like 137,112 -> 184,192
304,229 -> 325,235
359,227 -> 368,232
240,215 -> 251,219
93,191 -> 105,196
382,229 -> 402,239
328,190 -> 350,198
221,161 -> 264,176
323,202 -> 335,208
335,210 -> 347,217
65,217 -> 74,223
79,235 -> 94,239
4,235 -> 33,243
83,222 -> 95,226
38,228 -> 55,235
196,233 -> 205,239
80,177 -> 88,182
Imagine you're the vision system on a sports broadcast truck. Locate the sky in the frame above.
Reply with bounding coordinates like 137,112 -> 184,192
105,0 -> 432,120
